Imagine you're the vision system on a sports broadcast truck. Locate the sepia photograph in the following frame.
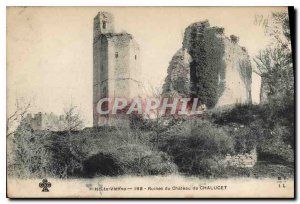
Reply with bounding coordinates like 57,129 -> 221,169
6,6 -> 295,198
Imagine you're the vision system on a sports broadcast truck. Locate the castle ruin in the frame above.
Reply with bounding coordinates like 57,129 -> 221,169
93,12 -> 142,126
163,20 -> 252,108
23,112 -> 66,131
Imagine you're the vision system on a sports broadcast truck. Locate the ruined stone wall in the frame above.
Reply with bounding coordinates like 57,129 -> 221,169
223,149 -> 257,168
163,20 -> 252,109
28,112 -> 42,130
162,48 -> 191,97
216,37 -> 252,106
24,113 -> 65,131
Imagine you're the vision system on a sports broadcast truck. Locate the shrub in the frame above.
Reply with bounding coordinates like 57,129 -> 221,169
160,119 -> 234,176
230,121 -> 266,154
212,104 -> 263,126
72,126 -> 178,176
258,125 -> 294,164
252,162 -> 294,178
110,143 -> 177,176
143,151 -> 178,175
83,152 -> 123,177
211,103 -> 294,164
11,123 -> 43,178
11,123 -> 178,178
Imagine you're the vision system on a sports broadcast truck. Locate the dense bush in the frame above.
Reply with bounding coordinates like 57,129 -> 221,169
11,124 -> 84,178
159,119 -> 234,176
211,103 -> 294,163
83,152 -> 123,177
10,123 -> 178,178
220,120 -> 266,154
258,124 -> 294,163
113,144 -> 177,175
10,123 -> 44,178
212,104 -> 263,126
252,162 -> 294,178
10,102 -> 294,179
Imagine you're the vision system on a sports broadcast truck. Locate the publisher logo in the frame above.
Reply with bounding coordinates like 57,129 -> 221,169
39,179 -> 51,192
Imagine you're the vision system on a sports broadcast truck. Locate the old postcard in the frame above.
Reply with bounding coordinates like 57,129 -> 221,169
6,7 -> 295,198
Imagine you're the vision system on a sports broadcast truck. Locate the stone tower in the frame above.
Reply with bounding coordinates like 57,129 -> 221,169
93,12 -> 142,126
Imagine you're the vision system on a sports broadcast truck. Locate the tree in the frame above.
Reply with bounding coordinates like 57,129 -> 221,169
63,103 -> 84,132
7,97 -> 34,138
142,85 -> 173,148
7,97 -> 36,177
253,11 -> 294,151
254,11 -> 293,105
61,103 -> 85,177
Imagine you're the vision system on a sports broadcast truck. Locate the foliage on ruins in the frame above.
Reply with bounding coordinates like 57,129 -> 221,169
186,24 -> 226,108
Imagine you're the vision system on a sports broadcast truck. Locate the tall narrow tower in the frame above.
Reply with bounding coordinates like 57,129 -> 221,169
93,11 -> 142,126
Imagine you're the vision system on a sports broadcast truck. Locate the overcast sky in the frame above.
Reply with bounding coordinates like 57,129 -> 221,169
7,6 -> 288,126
